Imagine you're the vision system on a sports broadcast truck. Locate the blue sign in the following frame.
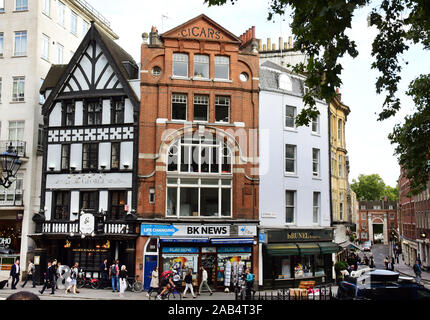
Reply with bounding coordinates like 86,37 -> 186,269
160,238 -> 209,243
259,233 -> 266,243
218,247 -> 252,253
162,247 -> 199,254
141,224 -> 179,236
211,238 -> 254,244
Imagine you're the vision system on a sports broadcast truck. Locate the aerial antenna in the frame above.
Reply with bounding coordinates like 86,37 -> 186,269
161,13 -> 170,32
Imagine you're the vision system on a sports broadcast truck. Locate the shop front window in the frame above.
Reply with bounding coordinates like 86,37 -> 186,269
293,255 -> 313,278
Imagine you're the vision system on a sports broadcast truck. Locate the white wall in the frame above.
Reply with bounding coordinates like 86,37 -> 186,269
120,141 -> 133,169
259,88 -> 330,228
47,144 -> 61,170
99,142 -> 111,170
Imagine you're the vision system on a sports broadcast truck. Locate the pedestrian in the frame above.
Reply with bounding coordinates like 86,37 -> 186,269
147,266 -> 159,297
369,256 -> 375,269
110,260 -> 119,292
413,260 -> 422,285
99,259 -> 109,288
56,261 -> 65,289
417,254 -> 422,267
391,256 -> 395,271
65,262 -> 78,294
197,266 -> 213,296
39,261 -> 55,295
183,268 -> 196,298
119,265 -> 128,297
9,259 -> 20,290
384,256 -> 389,270
52,259 -> 58,289
21,259 -> 36,288
245,268 -> 255,299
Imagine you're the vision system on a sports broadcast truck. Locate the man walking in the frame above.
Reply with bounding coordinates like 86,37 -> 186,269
197,266 -> 213,296
99,259 -> 109,288
110,260 -> 120,292
22,259 -> 36,288
39,261 -> 55,295
413,260 -> 422,285
10,259 -> 20,290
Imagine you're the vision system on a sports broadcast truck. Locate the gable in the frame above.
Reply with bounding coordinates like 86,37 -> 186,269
162,14 -> 241,43
62,41 -> 122,94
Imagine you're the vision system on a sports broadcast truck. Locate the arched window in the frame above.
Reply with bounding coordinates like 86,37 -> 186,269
166,133 -> 233,218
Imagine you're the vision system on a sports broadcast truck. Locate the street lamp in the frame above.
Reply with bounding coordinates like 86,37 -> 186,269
0,143 -> 22,188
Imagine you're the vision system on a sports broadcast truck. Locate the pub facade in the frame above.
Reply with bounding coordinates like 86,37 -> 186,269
136,15 -> 260,291
32,23 -> 140,280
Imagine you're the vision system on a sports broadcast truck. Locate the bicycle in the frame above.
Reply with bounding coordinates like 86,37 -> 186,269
125,275 -> 143,292
152,284 -> 182,300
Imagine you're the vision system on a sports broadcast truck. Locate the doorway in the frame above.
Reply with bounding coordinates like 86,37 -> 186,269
373,224 -> 384,243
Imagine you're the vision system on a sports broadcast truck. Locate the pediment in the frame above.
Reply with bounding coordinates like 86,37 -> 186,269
161,14 -> 241,43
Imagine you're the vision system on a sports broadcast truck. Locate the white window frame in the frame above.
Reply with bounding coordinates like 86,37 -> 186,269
338,155 -> 343,178
285,144 -> 296,175
214,96 -> 230,123
361,212 -> 366,220
285,190 -> 296,224
14,31 -> 27,56
0,77 -> 2,102
285,105 -> 296,129
15,0 -> 28,11
12,76 -> 25,102
0,32 -> 3,57
171,93 -> 187,121
312,114 -> 320,134
193,54 -> 209,79
313,192 -> 320,224
70,10 -> 78,35
57,1 -> 65,26
172,53 -> 188,78
312,148 -> 320,177
42,0 -> 50,16
214,55 -> 230,80
8,120 -> 24,141
338,119 -> 342,143
193,95 -> 209,122
0,0 -> 4,13
82,19 -> 89,35
41,34 -> 49,60
56,43 -> 63,64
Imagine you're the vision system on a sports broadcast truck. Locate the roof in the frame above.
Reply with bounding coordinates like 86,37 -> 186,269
40,65 -> 68,93
260,61 -> 304,95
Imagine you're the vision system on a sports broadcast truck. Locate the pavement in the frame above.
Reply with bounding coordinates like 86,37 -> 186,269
0,284 -> 236,300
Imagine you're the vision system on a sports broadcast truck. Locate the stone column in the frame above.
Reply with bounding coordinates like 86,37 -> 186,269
383,213 -> 388,245
368,215 -> 373,243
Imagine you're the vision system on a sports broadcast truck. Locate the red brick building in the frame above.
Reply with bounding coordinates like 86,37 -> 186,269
135,15 -> 260,291
357,200 -> 398,244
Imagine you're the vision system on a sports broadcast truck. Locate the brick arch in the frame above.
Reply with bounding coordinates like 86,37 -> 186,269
372,218 -> 384,224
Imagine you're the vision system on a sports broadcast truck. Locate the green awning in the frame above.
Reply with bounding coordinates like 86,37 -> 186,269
265,243 -> 299,256
297,243 -> 320,255
318,242 -> 340,254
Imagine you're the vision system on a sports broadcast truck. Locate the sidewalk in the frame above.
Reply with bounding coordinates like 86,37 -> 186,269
394,256 -> 430,284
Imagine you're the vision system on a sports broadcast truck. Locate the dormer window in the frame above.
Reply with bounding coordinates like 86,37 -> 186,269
173,53 -> 188,77
279,74 -> 292,91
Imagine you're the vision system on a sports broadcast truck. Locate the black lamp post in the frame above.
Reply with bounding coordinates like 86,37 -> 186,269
0,143 -> 22,188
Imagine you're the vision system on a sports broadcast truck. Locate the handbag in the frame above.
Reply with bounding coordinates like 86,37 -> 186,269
66,277 -> 72,283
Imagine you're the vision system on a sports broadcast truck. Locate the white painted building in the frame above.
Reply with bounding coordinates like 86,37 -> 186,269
0,0 -> 116,276
258,60 -> 336,289
34,23 -> 140,278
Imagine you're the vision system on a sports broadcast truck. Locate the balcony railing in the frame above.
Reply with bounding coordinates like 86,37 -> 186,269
36,220 -> 137,235
0,189 -> 23,206
0,140 -> 26,157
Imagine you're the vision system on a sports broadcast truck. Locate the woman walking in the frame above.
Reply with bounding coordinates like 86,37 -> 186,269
119,265 -> 128,297
183,269 -> 196,298
65,262 -> 78,294
147,266 -> 159,297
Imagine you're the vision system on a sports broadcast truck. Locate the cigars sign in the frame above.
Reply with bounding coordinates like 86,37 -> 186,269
267,229 -> 334,243
178,26 -> 223,40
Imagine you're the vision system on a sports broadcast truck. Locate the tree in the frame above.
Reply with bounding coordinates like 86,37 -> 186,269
350,173 -> 398,201
205,0 -> 430,194
383,185 -> 399,201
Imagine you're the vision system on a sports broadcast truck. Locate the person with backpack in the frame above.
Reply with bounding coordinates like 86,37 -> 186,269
413,260 -> 422,285
245,268 -> 255,299
157,270 -> 175,300
109,260 -> 120,293
21,259 -> 36,288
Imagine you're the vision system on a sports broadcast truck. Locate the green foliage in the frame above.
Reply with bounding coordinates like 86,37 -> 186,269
205,0 -> 430,193
334,261 -> 348,275
351,174 -> 398,201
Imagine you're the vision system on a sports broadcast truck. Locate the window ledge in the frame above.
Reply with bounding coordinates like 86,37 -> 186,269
284,174 -> 298,178
10,101 -> 25,104
12,55 -> 27,58
312,176 -> 322,181
192,77 -> 211,82
311,132 -> 321,137
42,12 -> 51,19
213,78 -> 232,83
284,127 -> 298,132
13,10 -> 29,13
41,57 -> 50,63
171,76 -> 191,80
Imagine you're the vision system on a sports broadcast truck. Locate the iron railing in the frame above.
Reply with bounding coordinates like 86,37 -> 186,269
36,220 -> 137,235
74,0 -> 111,28
0,140 -> 26,157
0,189 -> 23,206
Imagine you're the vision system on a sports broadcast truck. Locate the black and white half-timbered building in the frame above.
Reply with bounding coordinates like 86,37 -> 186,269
31,23 -> 140,279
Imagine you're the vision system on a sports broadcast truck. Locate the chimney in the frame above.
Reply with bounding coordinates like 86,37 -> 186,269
267,38 -> 271,51
284,42 -> 288,50
288,36 -> 293,49
336,88 -> 342,101
149,26 -> 162,46
257,39 -> 262,51
279,37 -> 283,51
272,43 -> 276,51
263,44 -> 267,51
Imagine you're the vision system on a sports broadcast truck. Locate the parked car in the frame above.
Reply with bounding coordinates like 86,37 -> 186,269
337,269 -> 430,300
363,241 -> 372,252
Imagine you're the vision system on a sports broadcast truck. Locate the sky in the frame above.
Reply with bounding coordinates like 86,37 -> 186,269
86,0 -> 430,187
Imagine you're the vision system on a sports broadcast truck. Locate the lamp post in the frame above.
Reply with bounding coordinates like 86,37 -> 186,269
0,143 -> 22,188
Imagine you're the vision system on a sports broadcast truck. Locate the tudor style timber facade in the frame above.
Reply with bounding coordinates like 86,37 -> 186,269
32,23 -> 140,279
136,15 -> 260,291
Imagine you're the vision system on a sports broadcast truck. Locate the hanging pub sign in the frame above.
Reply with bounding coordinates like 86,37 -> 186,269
267,229 -> 334,243
79,212 -> 95,235
0,237 -> 12,248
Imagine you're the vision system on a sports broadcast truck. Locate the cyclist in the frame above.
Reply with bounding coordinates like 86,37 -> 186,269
157,270 -> 175,300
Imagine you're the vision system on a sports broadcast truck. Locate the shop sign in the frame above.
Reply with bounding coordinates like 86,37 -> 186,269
202,247 -> 217,253
160,238 -> 209,243
179,26 -> 222,40
259,233 -> 266,243
162,247 -> 199,254
218,247 -> 252,253
267,229 -> 333,243
141,224 -> 230,237
238,225 -> 257,236
0,237 -> 11,248
79,212 -> 95,235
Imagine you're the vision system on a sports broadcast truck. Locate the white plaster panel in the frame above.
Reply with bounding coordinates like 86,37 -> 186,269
47,144 -> 61,171
73,66 -> 89,90
95,54 -> 108,86
97,66 -> 115,89
124,98 -> 133,123
45,191 -> 52,221
120,141 -> 133,170
70,191 -> 80,219
99,142 -> 111,170
127,191 -> 132,213
75,101 -> 83,126
68,76 -> 79,91
49,102 -> 62,127
70,143 -> 82,170
102,99 -> 110,125
46,173 -> 133,189
99,190 -> 109,212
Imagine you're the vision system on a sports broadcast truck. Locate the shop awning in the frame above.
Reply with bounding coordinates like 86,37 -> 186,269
339,241 -> 362,251
265,243 -> 299,256
297,243 -> 321,255
318,242 -> 341,254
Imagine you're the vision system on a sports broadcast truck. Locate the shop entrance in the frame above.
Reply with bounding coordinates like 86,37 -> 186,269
372,224 -> 384,243
201,250 -> 217,286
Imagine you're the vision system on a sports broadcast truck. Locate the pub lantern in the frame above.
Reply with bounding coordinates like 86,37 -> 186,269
0,142 -> 22,188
